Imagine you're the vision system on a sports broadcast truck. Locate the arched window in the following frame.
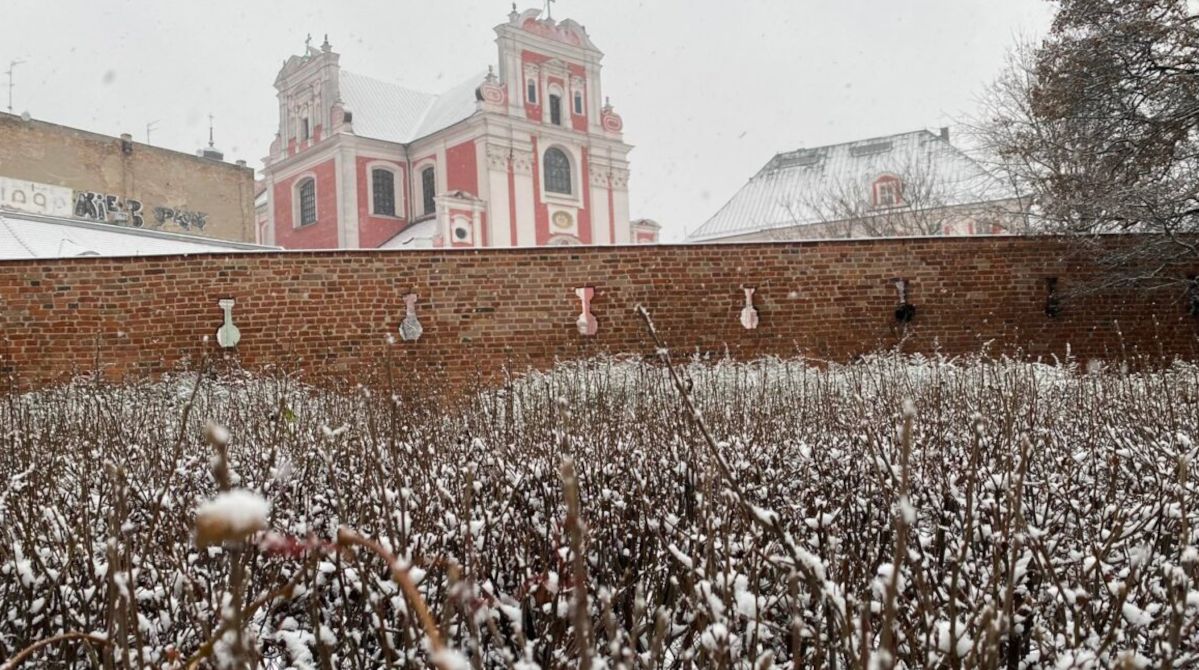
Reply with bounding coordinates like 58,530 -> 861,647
543,148 -> 572,195
371,168 -> 396,216
421,167 -> 437,215
872,175 -> 903,208
573,90 -> 583,115
549,94 -> 563,125
297,177 -> 316,226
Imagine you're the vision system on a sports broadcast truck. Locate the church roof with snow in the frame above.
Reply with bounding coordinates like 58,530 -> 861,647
688,129 -> 1015,242
339,69 -> 486,144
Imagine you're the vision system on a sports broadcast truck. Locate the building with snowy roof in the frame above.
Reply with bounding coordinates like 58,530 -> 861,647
0,209 -> 276,260
688,128 -> 1026,243
262,7 -> 651,250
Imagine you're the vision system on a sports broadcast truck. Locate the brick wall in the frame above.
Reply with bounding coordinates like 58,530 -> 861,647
1,236 -> 1196,391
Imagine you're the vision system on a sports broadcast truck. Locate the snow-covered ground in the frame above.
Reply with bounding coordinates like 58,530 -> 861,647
2,354 -> 1198,668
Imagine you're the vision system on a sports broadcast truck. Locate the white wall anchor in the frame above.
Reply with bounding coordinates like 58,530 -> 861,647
740,287 -> 759,329
216,298 -> 240,348
399,293 -> 423,342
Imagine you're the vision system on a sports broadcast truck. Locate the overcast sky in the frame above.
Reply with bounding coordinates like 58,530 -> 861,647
1,0 -> 1054,241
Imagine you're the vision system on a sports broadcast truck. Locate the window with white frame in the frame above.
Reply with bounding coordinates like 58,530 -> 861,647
296,177 -> 316,226
872,175 -> 903,208
549,94 -> 563,125
573,90 -> 583,115
526,79 -> 537,104
371,167 -> 397,217
544,148 -> 572,195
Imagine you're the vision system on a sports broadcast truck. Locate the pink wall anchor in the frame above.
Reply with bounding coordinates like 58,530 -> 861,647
575,287 -> 597,336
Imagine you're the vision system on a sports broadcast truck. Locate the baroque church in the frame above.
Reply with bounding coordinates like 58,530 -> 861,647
260,6 -> 658,249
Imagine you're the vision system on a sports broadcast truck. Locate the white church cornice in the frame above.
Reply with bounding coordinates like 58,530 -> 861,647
476,112 -> 633,153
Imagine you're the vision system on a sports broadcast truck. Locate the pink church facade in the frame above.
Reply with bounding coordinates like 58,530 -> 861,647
261,8 -> 654,250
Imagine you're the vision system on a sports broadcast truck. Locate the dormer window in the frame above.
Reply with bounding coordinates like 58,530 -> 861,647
573,91 -> 583,115
527,80 -> 538,104
872,175 -> 903,208
549,94 -> 563,126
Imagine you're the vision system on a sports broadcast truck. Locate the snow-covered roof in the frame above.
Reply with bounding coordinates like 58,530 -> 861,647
689,130 -> 1015,242
0,210 -> 277,259
339,69 -> 484,144
378,218 -> 438,249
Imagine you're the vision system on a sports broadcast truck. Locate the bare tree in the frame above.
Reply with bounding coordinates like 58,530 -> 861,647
971,0 -> 1199,284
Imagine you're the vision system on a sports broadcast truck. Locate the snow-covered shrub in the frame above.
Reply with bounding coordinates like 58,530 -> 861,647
1,353 -> 1197,667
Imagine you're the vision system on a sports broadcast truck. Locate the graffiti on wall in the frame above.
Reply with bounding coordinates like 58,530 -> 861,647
0,177 -> 74,217
0,176 -> 211,233
154,207 -> 207,231
72,191 -> 208,232
74,192 -> 145,227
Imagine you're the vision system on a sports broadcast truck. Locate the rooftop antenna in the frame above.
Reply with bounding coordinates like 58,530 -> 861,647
145,120 -> 158,145
5,60 -> 26,114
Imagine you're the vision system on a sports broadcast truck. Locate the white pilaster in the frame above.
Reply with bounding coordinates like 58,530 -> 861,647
335,146 -> 359,248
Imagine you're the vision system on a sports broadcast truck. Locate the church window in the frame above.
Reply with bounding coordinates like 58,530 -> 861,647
872,175 -> 903,208
421,166 -> 437,215
297,177 -> 316,226
549,94 -> 562,125
544,148 -> 572,195
371,168 -> 396,217
527,79 -> 537,104
573,90 -> 583,115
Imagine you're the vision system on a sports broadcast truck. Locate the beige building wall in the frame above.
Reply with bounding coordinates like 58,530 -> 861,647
0,112 -> 255,243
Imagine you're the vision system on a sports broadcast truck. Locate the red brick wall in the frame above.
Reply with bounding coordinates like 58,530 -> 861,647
0,237 -> 1196,390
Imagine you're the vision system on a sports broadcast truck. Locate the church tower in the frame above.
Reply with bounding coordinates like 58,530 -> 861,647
261,9 -> 642,250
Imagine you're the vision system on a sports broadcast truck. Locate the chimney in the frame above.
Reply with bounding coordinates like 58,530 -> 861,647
939,126 -> 950,143
235,159 -> 247,168
120,133 -> 133,154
